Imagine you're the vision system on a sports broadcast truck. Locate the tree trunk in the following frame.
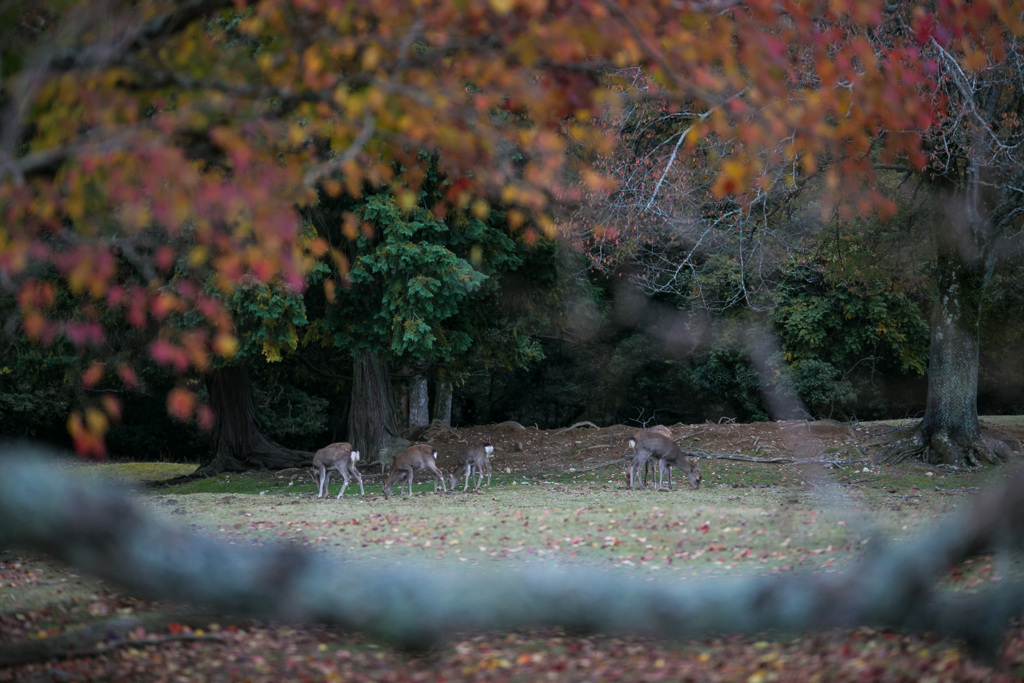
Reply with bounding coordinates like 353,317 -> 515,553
409,374 -> 430,428
348,351 -> 404,467
917,247 -> 1009,466
199,366 -> 312,475
433,378 -> 452,425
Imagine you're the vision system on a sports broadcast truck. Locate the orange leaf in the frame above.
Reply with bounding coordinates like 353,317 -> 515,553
167,387 -> 196,421
82,362 -> 105,389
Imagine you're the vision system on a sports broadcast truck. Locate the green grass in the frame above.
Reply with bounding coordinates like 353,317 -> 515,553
69,456 -> 986,586
34,456 -> 1001,583
4,445 -> 1021,682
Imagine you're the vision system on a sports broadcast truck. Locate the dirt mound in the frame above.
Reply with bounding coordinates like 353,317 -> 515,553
412,419 -> 859,476
409,417 -> 1024,476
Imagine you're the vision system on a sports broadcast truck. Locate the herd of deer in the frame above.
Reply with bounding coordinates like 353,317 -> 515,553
310,427 -> 699,500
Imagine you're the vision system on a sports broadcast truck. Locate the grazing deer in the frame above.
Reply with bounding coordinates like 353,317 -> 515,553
382,444 -> 447,499
312,442 -> 364,498
448,442 -> 494,491
655,446 -> 701,491
625,426 -> 673,488
627,431 -> 700,491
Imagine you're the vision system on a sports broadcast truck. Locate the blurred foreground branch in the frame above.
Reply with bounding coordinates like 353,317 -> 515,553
2,444 -> 1024,655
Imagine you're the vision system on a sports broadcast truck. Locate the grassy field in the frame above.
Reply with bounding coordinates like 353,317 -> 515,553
2,442 -> 1021,681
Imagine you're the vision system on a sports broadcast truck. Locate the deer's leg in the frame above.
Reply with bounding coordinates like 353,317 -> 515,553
350,464 -> 365,496
657,460 -> 672,491
432,464 -> 446,493
629,455 -> 647,490
316,465 -> 328,498
336,467 -> 349,498
463,464 -> 471,491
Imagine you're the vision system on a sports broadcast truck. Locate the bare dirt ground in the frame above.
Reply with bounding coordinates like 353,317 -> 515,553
419,417 -> 1024,477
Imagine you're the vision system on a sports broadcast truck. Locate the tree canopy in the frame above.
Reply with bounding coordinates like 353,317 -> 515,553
0,0 -> 1021,454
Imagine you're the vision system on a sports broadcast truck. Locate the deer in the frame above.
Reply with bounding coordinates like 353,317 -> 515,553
312,442 -> 364,498
625,426 -> 673,489
382,443 -> 447,499
447,442 -> 494,491
627,431 -> 701,491
654,445 -> 701,491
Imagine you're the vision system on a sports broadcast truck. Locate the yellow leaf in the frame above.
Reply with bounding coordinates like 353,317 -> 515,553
488,0 -> 515,14
262,342 -> 283,363
507,209 -> 525,229
303,47 -> 324,76
85,407 -> 109,436
213,334 -> 239,358
361,44 -> 381,71
471,199 -> 490,219
189,246 -> 209,267
396,190 -> 416,212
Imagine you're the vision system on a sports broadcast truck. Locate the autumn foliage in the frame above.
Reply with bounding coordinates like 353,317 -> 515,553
0,0 -> 1020,454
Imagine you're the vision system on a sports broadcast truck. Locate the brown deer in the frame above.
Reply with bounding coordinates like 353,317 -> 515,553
447,442 -> 494,491
625,426 -> 673,488
654,445 -> 701,491
627,431 -> 701,491
382,444 -> 447,499
312,442 -> 364,498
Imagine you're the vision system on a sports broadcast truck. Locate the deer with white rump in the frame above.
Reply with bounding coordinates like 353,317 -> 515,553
627,431 -> 701,491
312,442 -> 364,498
382,443 -> 447,499
447,442 -> 494,491
625,425 -> 671,489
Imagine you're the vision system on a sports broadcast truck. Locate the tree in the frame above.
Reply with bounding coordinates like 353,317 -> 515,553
3,0 -> 1024,669
315,190 -> 528,464
890,26 -> 1024,466
196,278 -> 323,473
0,0 -> 1019,459
568,3 -> 1023,460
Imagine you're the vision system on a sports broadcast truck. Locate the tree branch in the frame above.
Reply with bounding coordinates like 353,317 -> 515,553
44,0 -> 234,73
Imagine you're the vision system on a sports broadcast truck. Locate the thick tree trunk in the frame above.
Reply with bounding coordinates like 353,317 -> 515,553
348,351 -> 405,467
433,378 -> 452,425
409,374 -> 430,428
920,248 -> 982,460
914,246 -> 1010,466
199,366 -> 312,475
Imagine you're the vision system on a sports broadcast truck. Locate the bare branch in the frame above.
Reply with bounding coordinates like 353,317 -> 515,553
303,113 -> 377,187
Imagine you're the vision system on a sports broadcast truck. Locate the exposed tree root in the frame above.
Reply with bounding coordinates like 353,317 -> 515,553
408,419 -> 458,441
877,421 -> 1015,467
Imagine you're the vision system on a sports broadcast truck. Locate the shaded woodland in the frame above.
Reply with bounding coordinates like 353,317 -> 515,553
0,0 -> 1024,674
